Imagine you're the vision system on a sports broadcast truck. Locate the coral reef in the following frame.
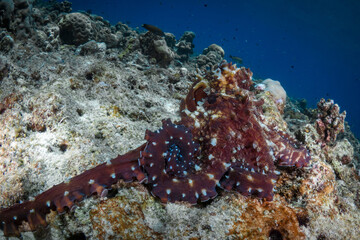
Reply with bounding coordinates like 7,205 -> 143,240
315,98 -> 346,144
0,31 -> 14,52
140,32 -> 175,67
196,44 -> 225,70
0,0 -> 33,38
0,0 -> 14,28
76,40 -> 106,56
34,25 -> 60,51
259,78 -> 287,113
58,12 -> 121,48
0,1 -> 359,239
175,31 -> 195,62
164,32 -> 176,48
0,56 -> 10,82
153,39 -> 175,66
58,12 -> 94,46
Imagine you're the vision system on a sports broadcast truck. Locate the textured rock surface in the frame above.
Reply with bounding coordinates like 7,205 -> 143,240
196,44 -> 225,71
59,12 -> 94,45
0,0 -> 33,38
315,98 -> 346,144
0,1 -> 359,239
175,31 -> 195,62
139,32 -> 175,67
262,78 -> 287,113
0,31 -> 14,52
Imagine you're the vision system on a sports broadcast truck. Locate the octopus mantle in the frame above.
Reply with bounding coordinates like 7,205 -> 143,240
0,63 -> 310,237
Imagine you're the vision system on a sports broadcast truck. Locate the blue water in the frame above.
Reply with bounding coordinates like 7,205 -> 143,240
67,0 -> 360,138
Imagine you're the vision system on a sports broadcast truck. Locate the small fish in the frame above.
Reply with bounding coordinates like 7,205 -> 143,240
229,55 -> 243,65
142,24 -> 165,36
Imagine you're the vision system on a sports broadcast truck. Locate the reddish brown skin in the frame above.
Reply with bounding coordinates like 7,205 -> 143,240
0,63 -> 310,237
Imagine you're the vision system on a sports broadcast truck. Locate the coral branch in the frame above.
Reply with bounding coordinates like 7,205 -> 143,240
315,98 -> 346,144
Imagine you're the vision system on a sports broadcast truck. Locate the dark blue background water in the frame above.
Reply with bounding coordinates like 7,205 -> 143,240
66,0 -> 360,138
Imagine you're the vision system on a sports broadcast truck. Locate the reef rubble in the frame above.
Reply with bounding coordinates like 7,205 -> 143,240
0,1 -> 359,239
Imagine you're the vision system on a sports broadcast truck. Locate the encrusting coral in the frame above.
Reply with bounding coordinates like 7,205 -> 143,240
196,43 -> 225,71
315,98 -> 346,144
58,12 -> 94,46
175,31 -> 195,62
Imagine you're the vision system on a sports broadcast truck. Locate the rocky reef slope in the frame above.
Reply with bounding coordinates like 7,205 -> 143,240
0,1 -> 359,239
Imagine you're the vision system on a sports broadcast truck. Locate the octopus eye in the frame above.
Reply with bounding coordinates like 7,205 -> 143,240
207,94 -> 217,104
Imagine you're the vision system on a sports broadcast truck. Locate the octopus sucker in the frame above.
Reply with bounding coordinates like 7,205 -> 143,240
0,63 -> 311,237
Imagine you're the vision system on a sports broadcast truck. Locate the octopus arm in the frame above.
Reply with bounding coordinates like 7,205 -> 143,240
220,167 -> 277,201
140,119 -> 224,204
180,79 -> 209,118
0,144 -> 146,237
273,131 -> 311,168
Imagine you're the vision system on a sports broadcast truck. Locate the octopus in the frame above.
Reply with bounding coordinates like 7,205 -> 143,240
0,63 -> 311,237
